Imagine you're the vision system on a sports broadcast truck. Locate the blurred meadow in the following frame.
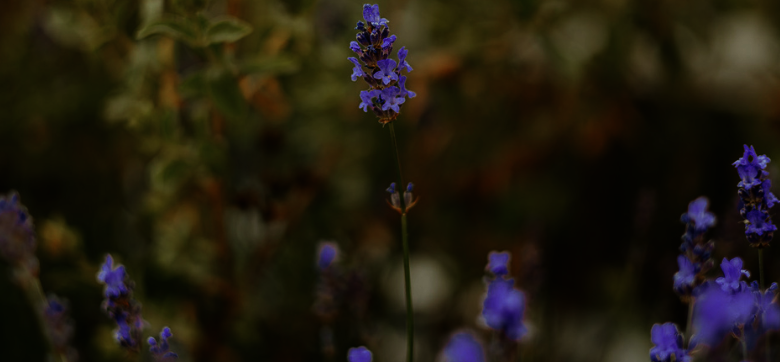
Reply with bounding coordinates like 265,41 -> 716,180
3,0 -> 780,361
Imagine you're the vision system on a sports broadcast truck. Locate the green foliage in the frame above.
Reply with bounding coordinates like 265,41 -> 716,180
136,14 -> 253,47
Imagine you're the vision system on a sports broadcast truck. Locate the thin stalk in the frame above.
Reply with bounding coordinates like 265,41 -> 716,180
19,269 -> 68,362
401,213 -> 414,362
759,248 -> 765,290
685,298 -> 694,348
388,122 -> 414,362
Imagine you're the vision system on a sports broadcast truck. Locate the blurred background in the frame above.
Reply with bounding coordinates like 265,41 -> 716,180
2,0 -> 780,361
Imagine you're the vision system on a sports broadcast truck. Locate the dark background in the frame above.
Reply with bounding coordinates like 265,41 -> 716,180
2,0 -> 780,361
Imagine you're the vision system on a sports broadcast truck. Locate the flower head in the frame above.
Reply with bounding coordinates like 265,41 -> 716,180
673,255 -> 696,295
317,242 -> 338,270
680,197 -> 716,238
745,209 -> 777,241
0,192 -> 37,267
348,346 -> 372,362
691,282 -> 756,347
97,255 -> 128,298
349,57 -> 365,82
486,251 -> 510,277
734,145 -> 770,189
359,90 -> 378,112
148,327 -> 178,361
715,257 -> 750,293
397,46 -> 412,72
374,59 -> 399,85
443,332 -> 485,362
380,86 -> 405,112
362,4 -> 388,27
650,323 -> 690,362
482,278 -> 527,340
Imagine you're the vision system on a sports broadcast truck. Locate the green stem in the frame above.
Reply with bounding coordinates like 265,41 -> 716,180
19,268 -> 68,362
401,213 -> 414,362
388,122 -> 413,362
759,248 -> 765,290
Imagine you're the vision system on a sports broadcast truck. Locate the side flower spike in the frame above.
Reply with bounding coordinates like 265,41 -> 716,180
148,327 -> 178,360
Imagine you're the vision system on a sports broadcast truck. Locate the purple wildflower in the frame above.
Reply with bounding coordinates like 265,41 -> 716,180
359,90 -> 378,112
97,254 -> 144,350
680,197 -> 716,239
381,35 -> 397,50
398,76 -> 416,98
374,59 -> 399,85
362,4 -> 388,27
487,251 -> 510,277
743,282 -> 780,350
715,257 -> 750,293
482,278 -> 527,340
442,332 -> 485,362
148,327 -> 178,361
347,346 -> 372,362
350,41 -> 362,54
348,57 -> 365,82
734,145 -> 770,189
649,323 -> 690,362
745,209 -> 777,240
397,46 -> 412,72
380,86 -> 405,112
97,255 -> 128,297
0,192 -> 37,268
317,242 -> 338,270
673,255 -> 696,295
691,282 -> 756,347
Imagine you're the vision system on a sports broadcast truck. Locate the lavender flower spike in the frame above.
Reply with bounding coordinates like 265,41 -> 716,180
97,254 -> 145,350
0,192 -> 37,269
649,323 -> 690,362
482,278 -> 527,340
442,332 -> 485,362
148,327 -> 178,360
347,346 -> 372,362
348,4 -> 414,124
317,242 -> 338,270
734,145 -> 777,247
486,251 -> 510,277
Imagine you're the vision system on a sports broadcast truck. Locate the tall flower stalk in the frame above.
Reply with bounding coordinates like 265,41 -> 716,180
349,4 -> 417,361
733,145 -> 777,289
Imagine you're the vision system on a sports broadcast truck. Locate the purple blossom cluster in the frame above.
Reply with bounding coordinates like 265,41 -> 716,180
649,323 -> 689,362
0,192 -> 37,271
674,197 -> 715,298
734,145 -> 778,247
442,332 -> 485,362
349,4 -> 416,124
148,327 -> 178,361
97,254 -> 145,351
482,251 -> 527,340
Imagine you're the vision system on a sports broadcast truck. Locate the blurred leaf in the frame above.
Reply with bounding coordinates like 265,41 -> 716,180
136,16 -> 200,45
205,17 -> 253,44
180,71 -> 208,98
238,56 -> 299,76
206,68 -> 247,119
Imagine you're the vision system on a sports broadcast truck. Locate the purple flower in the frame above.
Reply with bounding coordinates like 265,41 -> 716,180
148,327 -> 178,360
381,35 -> 397,50
486,251 -> 510,277
649,323 -> 690,362
715,257 -> 750,293
97,255 -> 128,298
347,346 -> 372,362
397,46 -> 413,72
733,145 -> 770,189
317,242 -> 338,270
762,179 -> 779,208
380,86 -> 405,112
350,41 -> 362,54
348,57 -> 365,82
443,332 -> 485,362
362,4 -> 388,27
691,282 -> 756,347
673,255 -> 696,294
387,182 -> 401,211
745,209 -> 777,238
482,278 -> 527,340
680,197 -> 716,236
359,90 -> 378,112
97,254 -> 144,350
398,76 -> 416,98
374,59 -> 399,85
44,295 -> 78,360
0,192 -> 37,267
